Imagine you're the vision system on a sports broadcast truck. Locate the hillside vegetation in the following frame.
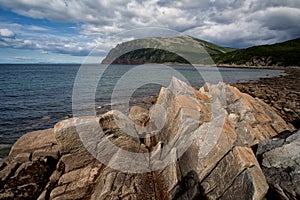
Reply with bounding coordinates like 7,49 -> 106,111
102,35 -> 235,65
214,37 -> 300,66
102,35 -> 300,67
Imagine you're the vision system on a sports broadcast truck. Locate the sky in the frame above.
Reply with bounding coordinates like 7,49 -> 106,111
0,0 -> 299,63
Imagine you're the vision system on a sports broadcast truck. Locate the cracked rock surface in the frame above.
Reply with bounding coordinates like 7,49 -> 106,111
0,77 -> 296,200
256,129 -> 300,200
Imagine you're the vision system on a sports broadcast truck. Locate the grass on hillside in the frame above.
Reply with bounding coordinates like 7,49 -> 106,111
214,37 -> 300,66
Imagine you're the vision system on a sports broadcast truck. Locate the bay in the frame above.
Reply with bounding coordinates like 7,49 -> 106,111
0,64 -> 285,144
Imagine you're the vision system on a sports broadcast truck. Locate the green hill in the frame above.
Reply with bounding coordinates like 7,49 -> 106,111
101,35 -> 235,65
214,37 -> 300,66
102,35 -> 300,67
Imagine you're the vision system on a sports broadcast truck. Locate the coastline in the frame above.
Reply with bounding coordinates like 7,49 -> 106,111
139,65 -> 299,128
232,67 -> 300,128
1,76 -> 297,199
1,65 -> 298,160
178,63 -> 297,70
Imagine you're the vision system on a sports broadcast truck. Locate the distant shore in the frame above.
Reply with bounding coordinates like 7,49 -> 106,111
137,62 -> 296,70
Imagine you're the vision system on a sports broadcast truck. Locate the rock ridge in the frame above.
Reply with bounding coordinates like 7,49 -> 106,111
0,77 -> 296,200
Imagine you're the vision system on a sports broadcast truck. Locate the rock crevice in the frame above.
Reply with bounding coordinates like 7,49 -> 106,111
0,77 -> 297,200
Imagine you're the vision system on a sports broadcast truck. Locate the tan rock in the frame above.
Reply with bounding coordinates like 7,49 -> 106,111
129,105 -> 149,129
8,128 -> 57,162
201,147 -> 268,199
54,116 -> 100,154
0,77 -> 295,200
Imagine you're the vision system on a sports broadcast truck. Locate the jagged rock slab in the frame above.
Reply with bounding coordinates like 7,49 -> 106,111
0,129 -> 58,200
201,146 -> 268,200
256,130 -> 300,200
0,77 -> 296,200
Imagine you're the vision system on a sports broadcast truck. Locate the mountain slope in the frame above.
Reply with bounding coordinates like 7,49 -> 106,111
102,35 -> 300,67
214,37 -> 300,66
101,35 -> 234,65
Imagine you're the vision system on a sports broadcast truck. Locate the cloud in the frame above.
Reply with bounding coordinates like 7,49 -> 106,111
183,0 -> 300,47
0,0 -> 299,58
0,26 -> 101,57
251,7 -> 300,31
0,28 -> 15,38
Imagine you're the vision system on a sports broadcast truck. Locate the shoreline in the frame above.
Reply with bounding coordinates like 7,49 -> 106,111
138,65 -> 299,128
232,67 -> 300,128
4,62 -> 296,70
106,62 -> 296,70
1,66 -> 298,159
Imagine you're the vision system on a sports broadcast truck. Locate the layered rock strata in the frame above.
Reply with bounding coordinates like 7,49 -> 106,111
0,77 -> 296,200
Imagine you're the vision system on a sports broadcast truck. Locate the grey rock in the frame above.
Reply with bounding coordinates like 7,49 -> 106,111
256,130 -> 300,200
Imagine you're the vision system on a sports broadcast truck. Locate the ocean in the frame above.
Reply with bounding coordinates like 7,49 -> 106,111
0,64 -> 285,145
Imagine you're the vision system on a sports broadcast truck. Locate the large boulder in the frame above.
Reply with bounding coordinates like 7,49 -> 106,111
48,111 -> 152,200
0,77 -> 296,200
256,130 -> 300,200
147,78 -> 294,199
0,129 -> 58,200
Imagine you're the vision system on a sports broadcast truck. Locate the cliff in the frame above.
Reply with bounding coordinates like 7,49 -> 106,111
101,35 -> 234,65
0,78 -> 298,200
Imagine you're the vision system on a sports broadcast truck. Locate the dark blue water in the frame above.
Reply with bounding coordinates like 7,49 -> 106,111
0,64 -> 285,144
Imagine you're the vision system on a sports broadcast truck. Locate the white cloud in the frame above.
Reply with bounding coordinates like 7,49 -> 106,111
0,0 -> 299,58
0,28 -> 101,56
183,0 -> 300,47
0,28 -> 15,38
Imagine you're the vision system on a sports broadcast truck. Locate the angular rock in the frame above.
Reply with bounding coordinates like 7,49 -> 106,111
201,146 -> 268,200
54,116 -> 99,155
203,82 -> 295,146
91,168 -> 155,200
129,106 -> 149,129
8,128 -> 59,162
256,130 -> 300,200
0,77 -> 295,200
0,156 -> 57,200
0,129 -> 58,200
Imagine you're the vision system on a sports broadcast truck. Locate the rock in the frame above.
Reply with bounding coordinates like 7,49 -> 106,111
148,78 -> 292,199
0,129 -> 59,200
0,77 -> 295,200
201,146 -> 268,200
47,110 -> 151,199
8,128 -> 59,162
49,164 -> 102,200
256,130 -> 300,200
54,116 -> 99,155
232,67 -> 300,129
129,105 -> 149,134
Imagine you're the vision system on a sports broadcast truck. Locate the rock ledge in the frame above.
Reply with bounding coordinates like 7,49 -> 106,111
0,77 -> 296,200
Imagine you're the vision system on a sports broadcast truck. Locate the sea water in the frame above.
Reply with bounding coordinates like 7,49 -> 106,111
0,64 -> 285,145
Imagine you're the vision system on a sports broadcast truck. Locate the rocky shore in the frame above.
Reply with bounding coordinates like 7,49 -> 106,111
233,67 -> 300,128
1,77 -> 299,200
